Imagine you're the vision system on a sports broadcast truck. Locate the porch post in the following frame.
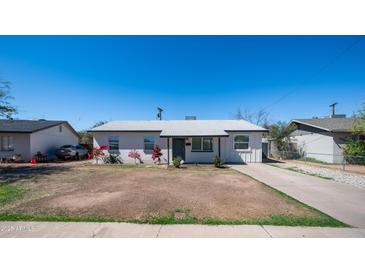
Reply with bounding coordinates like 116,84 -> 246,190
167,138 -> 170,165
218,137 -> 221,158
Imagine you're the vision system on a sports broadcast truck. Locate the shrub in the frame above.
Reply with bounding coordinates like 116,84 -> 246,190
344,140 -> 365,164
152,145 -> 163,164
92,145 -> 107,163
172,156 -> 183,168
213,155 -> 224,168
128,149 -> 142,164
103,154 -> 122,164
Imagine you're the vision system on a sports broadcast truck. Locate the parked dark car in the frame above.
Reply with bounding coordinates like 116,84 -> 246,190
55,145 -> 88,160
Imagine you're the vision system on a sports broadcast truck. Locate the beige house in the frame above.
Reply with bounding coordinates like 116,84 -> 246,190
0,119 -> 79,162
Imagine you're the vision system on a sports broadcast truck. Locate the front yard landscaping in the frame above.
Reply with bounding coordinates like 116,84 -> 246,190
0,163 -> 347,227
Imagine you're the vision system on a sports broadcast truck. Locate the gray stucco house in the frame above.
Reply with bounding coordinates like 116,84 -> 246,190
90,119 -> 268,164
0,119 -> 80,162
288,117 -> 355,163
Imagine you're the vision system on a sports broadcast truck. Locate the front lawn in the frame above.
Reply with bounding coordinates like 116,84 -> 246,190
0,164 -> 347,227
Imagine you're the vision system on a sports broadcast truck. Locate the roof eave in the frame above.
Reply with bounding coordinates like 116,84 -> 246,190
289,120 -> 330,132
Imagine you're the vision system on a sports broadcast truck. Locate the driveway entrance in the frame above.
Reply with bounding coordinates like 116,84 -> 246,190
230,163 -> 365,228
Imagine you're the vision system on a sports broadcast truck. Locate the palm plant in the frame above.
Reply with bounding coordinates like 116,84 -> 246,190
268,121 -> 297,158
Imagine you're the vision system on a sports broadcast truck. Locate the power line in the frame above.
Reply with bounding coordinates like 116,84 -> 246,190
262,36 -> 364,111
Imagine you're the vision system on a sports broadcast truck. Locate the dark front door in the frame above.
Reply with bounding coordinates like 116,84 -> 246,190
172,138 -> 185,161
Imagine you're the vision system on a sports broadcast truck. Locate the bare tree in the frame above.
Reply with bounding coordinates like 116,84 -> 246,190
92,120 -> 108,128
234,107 -> 269,127
0,80 -> 17,119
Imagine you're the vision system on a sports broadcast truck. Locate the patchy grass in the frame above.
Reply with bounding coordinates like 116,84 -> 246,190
0,184 -> 28,206
0,164 -> 347,227
298,157 -> 331,165
286,167 -> 333,180
267,164 -> 333,180
90,164 -> 163,171
0,212 -> 347,227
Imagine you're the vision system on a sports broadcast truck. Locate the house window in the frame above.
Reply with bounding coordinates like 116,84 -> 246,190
234,135 -> 249,150
191,137 -> 213,152
108,136 -> 119,150
144,136 -> 155,150
1,136 -> 14,151
59,125 -> 62,132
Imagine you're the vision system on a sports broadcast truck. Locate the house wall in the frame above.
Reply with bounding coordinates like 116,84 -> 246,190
221,132 -> 263,163
291,127 -> 352,164
30,123 -> 79,160
184,137 -> 219,163
93,132 -> 169,164
0,133 -> 31,161
93,131 -> 264,164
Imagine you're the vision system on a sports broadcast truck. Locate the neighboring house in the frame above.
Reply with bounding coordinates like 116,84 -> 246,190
0,119 -> 80,162
288,117 -> 355,164
90,119 -> 268,164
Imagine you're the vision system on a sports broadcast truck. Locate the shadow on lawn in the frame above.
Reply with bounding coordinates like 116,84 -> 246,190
0,165 -> 73,182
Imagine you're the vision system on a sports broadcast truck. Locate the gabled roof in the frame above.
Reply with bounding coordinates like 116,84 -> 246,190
90,120 -> 268,137
289,117 -> 356,132
0,119 -> 79,136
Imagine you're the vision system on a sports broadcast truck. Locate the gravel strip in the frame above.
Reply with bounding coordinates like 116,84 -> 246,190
271,162 -> 365,189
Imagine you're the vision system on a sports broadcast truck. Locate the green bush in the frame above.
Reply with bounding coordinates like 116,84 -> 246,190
213,155 -> 224,168
344,140 -> 365,164
172,156 -> 182,168
103,154 -> 123,164
344,140 -> 365,156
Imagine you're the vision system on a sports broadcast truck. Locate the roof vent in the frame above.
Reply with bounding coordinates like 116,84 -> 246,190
331,114 -> 346,118
185,116 -> 197,120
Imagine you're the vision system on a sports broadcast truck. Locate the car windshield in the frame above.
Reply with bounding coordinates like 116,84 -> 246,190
61,145 -> 74,148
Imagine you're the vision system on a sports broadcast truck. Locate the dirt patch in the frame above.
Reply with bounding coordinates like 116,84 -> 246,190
1,165 -> 320,220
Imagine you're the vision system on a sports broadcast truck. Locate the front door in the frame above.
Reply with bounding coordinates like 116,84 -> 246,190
172,138 -> 185,161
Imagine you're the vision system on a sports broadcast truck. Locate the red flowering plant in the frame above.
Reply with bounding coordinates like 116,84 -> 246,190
93,145 -> 107,163
128,149 -> 142,164
151,145 -> 163,164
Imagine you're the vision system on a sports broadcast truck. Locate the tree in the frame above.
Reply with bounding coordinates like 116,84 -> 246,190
268,121 -> 297,157
93,120 -> 108,128
234,107 -> 269,127
352,102 -> 365,137
0,80 -> 17,118
344,102 -> 365,163
78,120 -> 109,146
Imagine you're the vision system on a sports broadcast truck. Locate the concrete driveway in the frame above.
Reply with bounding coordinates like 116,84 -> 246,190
230,164 -> 365,228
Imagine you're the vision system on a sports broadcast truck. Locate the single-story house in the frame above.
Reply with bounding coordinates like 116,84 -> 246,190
90,119 -> 268,164
288,116 -> 355,164
0,119 -> 80,162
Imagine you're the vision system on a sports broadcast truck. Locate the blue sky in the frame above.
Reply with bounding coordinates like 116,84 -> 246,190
0,36 -> 364,130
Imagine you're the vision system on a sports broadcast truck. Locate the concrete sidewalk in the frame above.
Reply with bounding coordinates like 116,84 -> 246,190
230,164 -> 365,228
1,221 -> 365,238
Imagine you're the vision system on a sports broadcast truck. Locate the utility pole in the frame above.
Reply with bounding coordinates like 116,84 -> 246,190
329,102 -> 338,117
157,107 -> 163,120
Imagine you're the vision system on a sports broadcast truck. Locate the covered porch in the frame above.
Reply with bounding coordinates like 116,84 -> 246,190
164,136 -> 226,164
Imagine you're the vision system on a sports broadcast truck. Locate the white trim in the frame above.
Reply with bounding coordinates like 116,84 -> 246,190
233,134 -> 251,152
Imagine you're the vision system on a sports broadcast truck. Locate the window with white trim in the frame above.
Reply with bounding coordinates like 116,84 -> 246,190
1,136 -> 14,151
108,136 -> 119,150
144,136 -> 155,150
192,137 -> 213,152
234,135 -> 249,150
